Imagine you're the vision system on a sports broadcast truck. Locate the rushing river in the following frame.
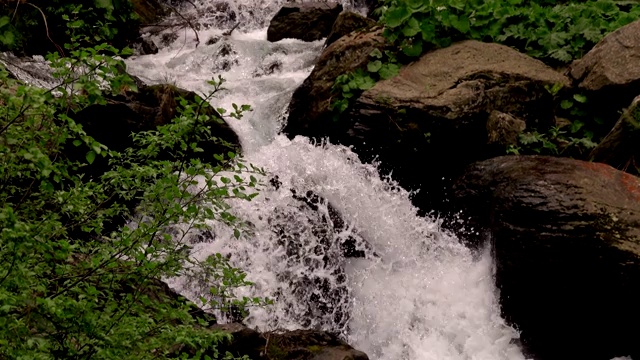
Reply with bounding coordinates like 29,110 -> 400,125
123,0 -> 530,359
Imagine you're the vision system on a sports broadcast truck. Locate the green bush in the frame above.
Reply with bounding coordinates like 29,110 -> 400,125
380,0 -> 640,63
0,39 -> 266,359
0,0 -> 139,55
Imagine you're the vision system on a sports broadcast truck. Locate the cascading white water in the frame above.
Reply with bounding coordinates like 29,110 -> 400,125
126,1 -> 528,359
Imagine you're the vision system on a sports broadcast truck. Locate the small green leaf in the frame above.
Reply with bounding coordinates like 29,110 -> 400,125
86,151 -> 96,164
0,16 -> 10,29
379,63 -> 400,80
573,94 -> 587,103
384,6 -> 411,28
367,60 -> 382,73
402,39 -> 423,57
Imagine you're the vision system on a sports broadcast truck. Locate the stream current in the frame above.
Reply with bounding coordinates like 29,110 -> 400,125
123,1 -> 529,359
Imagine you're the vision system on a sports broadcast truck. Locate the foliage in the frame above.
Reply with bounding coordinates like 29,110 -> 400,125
380,0 -> 640,63
329,48 -> 400,118
507,83 -> 600,156
332,0 -> 639,151
0,0 -> 139,55
0,39 -> 267,359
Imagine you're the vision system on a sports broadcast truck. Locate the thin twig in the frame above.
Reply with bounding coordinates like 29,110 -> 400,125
163,2 -> 200,48
222,22 -> 240,37
24,2 -> 65,56
11,0 -> 20,21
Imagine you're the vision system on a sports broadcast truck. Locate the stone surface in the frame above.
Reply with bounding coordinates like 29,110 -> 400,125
72,83 -> 240,175
569,19 -> 640,92
285,39 -> 569,213
131,0 -> 168,24
569,19 -> 640,112
590,94 -> 640,175
197,324 -> 370,360
452,155 -> 640,360
324,11 -> 376,48
283,28 -> 385,136
267,3 -> 343,42
486,110 -> 526,146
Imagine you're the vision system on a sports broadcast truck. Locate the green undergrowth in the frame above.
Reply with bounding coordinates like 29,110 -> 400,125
331,0 -> 640,155
0,0 -> 139,55
0,35 -> 268,358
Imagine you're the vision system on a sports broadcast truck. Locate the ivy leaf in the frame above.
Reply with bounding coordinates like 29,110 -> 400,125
402,39 -> 423,57
370,48 -> 383,59
450,14 -> 470,34
402,17 -> 421,37
0,16 -> 10,29
384,6 -> 412,28
573,94 -> 587,103
379,63 -> 400,80
94,0 -> 114,9
357,76 -> 376,90
367,60 -> 383,73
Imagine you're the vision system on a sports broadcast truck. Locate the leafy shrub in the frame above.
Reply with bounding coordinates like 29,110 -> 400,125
380,0 -> 640,63
0,40 -> 266,359
0,0 -> 139,55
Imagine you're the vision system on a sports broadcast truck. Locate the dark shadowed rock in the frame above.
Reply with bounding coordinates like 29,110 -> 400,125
131,0 -> 168,24
324,11 -> 376,48
202,324 -> 369,360
266,177 -> 375,333
452,155 -> 640,360
283,28 -> 386,136
285,39 -> 569,214
267,3 -> 343,42
590,94 -> 640,175
71,83 -> 240,177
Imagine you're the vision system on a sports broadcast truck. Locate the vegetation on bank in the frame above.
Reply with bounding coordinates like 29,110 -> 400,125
0,0 -> 141,55
331,0 -> 640,157
0,2 -> 268,358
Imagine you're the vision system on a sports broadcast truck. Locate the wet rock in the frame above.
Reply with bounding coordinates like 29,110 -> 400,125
160,32 -> 180,46
131,0 -> 168,25
266,177 -> 375,332
285,39 -> 569,214
452,155 -> 640,360
186,324 -> 370,360
324,11 -> 376,48
206,35 -> 221,45
284,28 -> 386,137
569,18 -> 640,91
590,95 -> 640,175
267,3 -> 343,42
133,36 -> 159,55
71,83 -> 240,177
486,110 -> 527,146
253,59 -> 283,77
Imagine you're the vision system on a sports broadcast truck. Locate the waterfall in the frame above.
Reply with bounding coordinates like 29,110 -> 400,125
1,0 -> 528,357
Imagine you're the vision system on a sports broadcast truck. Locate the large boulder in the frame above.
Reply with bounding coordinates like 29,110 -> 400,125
72,83 -> 240,176
452,155 -> 640,360
324,11 -> 376,48
590,94 -> 640,175
267,3 -> 343,42
284,28 -> 385,137
285,39 -> 569,213
569,19 -> 640,114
